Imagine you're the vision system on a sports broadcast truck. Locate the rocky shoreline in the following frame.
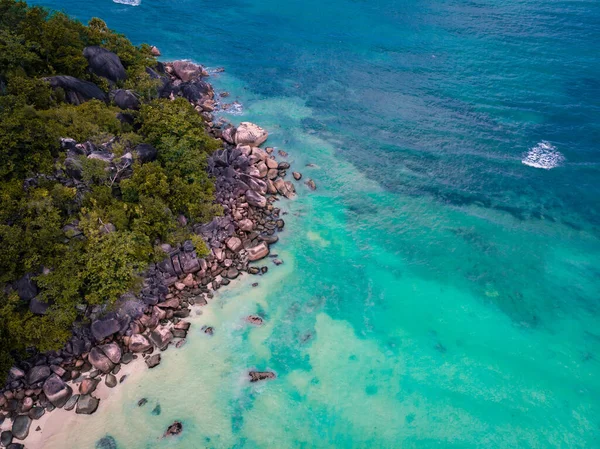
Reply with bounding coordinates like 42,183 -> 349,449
0,57 -> 315,448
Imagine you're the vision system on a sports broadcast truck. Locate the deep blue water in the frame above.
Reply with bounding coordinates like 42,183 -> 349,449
29,0 -> 600,447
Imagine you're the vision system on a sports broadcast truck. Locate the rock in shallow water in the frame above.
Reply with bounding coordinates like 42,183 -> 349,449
95,435 -> 117,449
249,371 -> 276,382
145,354 -> 161,369
163,421 -> 183,437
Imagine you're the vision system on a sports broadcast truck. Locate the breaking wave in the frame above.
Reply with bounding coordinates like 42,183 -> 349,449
522,141 -> 565,169
112,0 -> 141,6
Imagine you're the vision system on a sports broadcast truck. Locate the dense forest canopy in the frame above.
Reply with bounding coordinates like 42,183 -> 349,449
0,0 -> 221,380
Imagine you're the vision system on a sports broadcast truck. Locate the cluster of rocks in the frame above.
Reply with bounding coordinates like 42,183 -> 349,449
1,55 -> 306,445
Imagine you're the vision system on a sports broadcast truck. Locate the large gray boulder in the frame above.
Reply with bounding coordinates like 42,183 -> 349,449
14,275 -> 38,301
43,374 -> 73,408
76,394 -> 99,415
26,365 -> 50,385
88,347 -> 114,373
29,297 -> 50,315
247,242 -> 270,261
11,415 -> 31,440
83,46 -> 127,82
129,334 -> 152,353
45,76 -> 108,105
134,144 -> 158,163
245,190 -> 267,208
99,343 -> 122,364
0,431 -> 12,447
111,89 -> 140,110
148,326 -> 173,350
91,318 -> 121,341
180,79 -> 212,103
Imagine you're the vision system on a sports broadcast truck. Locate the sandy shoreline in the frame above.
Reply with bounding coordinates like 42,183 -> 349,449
1,354 -> 146,448
1,53 -> 304,448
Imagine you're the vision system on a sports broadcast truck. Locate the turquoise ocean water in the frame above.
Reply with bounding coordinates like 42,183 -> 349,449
31,0 -> 600,447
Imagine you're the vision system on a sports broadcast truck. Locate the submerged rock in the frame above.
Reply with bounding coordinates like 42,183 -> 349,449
246,315 -> 264,326
248,371 -> 276,383
163,421 -> 183,437
95,435 -> 117,449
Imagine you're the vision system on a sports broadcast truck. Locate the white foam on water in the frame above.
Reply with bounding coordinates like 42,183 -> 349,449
220,101 -> 244,115
522,141 -> 565,169
112,0 -> 141,6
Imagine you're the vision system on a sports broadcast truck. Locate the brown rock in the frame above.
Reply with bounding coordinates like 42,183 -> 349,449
293,172 -> 302,180
257,162 -> 268,178
247,242 -> 269,261
249,371 -> 276,382
129,334 -> 152,353
156,297 -> 180,309
99,343 -> 122,364
182,273 -> 194,287
234,122 -> 268,146
148,326 -> 173,350
265,158 -> 278,169
150,46 -> 161,56
79,378 -> 100,395
170,60 -> 206,82
266,179 -> 278,194
88,347 -> 114,373
163,421 -> 183,437
306,179 -> 317,190
246,315 -> 264,326
146,354 -> 161,369
245,190 -> 267,208
238,219 -> 254,232
226,236 -> 243,252
274,179 -> 296,198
